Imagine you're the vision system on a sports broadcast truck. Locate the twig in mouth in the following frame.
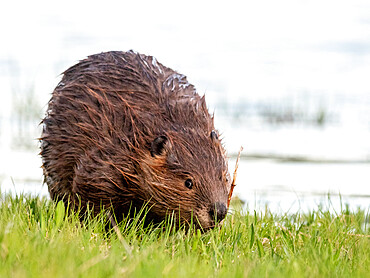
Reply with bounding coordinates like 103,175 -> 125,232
227,146 -> 243,208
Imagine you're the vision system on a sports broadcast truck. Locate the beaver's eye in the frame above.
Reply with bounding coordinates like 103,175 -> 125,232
210,130 -> 218,141
185,179 -> 193,189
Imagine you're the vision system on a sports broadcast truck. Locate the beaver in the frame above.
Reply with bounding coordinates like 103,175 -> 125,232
40,50 -> 230,229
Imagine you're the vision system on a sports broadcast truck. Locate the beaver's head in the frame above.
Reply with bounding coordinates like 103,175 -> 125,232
137,127 -> 230,230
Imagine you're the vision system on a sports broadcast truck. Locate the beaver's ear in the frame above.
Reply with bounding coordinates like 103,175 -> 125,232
150,135 -> 168,157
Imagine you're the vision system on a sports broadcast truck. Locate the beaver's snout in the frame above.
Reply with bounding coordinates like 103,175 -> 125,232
209,202 -> 227,223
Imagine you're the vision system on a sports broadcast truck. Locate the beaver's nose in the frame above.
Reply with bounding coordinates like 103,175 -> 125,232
209,202 -> 227,222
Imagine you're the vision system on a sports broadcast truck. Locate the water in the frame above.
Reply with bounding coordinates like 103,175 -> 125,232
230,159 -> 370,213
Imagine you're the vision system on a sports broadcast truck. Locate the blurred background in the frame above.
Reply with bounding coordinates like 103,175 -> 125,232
0,0 -> 369,213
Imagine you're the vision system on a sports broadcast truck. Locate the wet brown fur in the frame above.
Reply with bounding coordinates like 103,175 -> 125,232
40,50 -> 230,229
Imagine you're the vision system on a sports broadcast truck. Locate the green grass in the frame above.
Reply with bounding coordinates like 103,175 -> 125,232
0,193 -> 369,278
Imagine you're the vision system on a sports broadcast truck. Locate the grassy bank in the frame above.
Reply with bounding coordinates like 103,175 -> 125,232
0,193 -> 369,278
